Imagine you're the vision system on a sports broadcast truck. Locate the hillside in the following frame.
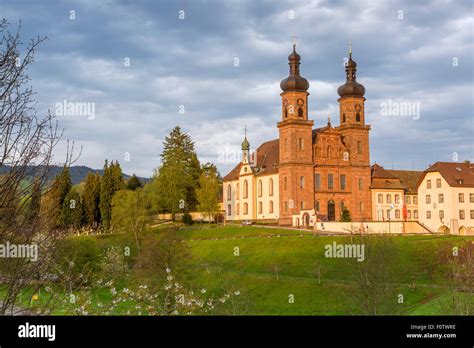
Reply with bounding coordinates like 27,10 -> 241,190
0,165 -> 149,185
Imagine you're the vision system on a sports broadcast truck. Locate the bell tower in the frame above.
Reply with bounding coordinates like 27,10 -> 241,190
278,43 -> 314,225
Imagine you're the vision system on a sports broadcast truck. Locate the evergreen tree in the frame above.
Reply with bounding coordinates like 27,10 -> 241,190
341,207 -> 352,222
196,163 -> 220,222
157,126 -> 201,215
41,166 -> 72,228
83,172 -> 101,226
100,160 -> 124,230
60,189 -> 84,229
126,174 -> 143,191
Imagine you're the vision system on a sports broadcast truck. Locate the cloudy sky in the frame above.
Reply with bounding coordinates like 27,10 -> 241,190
2,0 -> 472,177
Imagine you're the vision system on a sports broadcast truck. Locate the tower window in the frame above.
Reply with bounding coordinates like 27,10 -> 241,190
357,141 -> 362,154
356,112 -> 361,123
342,113 -> 346,123
298,138 -> 304,150
284,108 -> 288,119
298,107 -> 303,118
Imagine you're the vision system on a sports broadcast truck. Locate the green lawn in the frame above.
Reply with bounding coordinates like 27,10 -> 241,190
4,225 -> 473,315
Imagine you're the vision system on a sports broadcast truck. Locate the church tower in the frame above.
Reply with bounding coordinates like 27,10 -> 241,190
278,44 -> 314,225
336,47 -> 372,220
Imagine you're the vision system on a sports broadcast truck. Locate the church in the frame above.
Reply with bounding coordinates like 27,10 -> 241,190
223,44 -> 372,226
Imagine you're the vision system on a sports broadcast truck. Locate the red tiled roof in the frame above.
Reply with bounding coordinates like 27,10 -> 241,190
418,161 -> 474,188
388,169 -> 423,194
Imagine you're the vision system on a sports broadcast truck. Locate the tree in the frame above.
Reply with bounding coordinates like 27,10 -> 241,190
0,19 -> 76,314
111,189 -> 148,262
196,163 -> 220,222
100,160 -> 124,230
25,178 -> 42,223
341,207 -> 352,222
126,174 -> 143,191
82,172 -> 101,227
60,189 -> 84,229
41,166 -> 72,229
156,127 -> 201,216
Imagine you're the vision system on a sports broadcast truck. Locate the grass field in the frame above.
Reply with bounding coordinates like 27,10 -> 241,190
6,225 -> 474,315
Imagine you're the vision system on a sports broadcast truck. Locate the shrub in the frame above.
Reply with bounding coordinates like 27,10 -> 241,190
182,213 -> 194,225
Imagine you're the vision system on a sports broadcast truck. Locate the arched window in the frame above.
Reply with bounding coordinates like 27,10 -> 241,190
356,112 -> 361,123
342,113 -> 346,123
327,146 -> 332,158
243,180 -> 248,198
227,184 -> 231,201
258,180 -> 262,197
227,204 -> 231,216
258,202 -> 263,214
269,178 -> 274,196
284,108 -> 288,119
236,203 -> 239,215
244,203 -> 248,215
269,200 -> 274,213
298,107 -> 303,118
236,183 -> 239,199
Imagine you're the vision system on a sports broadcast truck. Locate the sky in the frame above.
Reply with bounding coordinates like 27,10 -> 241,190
1,0 -> 472,177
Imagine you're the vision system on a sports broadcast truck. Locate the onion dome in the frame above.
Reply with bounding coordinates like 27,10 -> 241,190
241,136 -> 250,151
280,44 -> 309,92
337,52 -> 365,97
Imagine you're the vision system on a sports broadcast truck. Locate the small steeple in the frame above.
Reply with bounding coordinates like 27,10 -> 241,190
280,38 -> 309,92
241,126 -> 250,151
337,44 -> 365,98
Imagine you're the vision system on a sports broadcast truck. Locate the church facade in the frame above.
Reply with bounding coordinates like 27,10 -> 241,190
223,44 -> 372,226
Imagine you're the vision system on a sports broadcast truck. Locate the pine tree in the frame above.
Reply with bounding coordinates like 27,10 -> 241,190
157,126 -> 201,215
83,172 -> 101,227
60,189 -> 83,229
341,207 -> 352,222
41,166 -> 72,228
126,174 -> 143,191
100,160 -> 124,230
196,163 -> 220,222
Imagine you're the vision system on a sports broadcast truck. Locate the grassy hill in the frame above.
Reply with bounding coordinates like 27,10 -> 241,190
27,225 -> 472,316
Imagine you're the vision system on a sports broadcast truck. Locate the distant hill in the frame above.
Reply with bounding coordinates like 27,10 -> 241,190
0,165 -> 150,185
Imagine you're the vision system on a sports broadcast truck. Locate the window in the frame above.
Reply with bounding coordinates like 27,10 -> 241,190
470,210 -> 474,219
315,201 -> 320,211
426,211 -> 431,219
342,113 -> 346,123
301,201 -> 305,209
358,178 -> 363,190
243,203 -> 248,215
387,209 -> 391,219
269,200 -> 274,213
378,194 -> 383,203
315,174 -> 321,189
284,201 -> 288,212
227,204 -> 231,216
413,196 -> 418,204
356,112 -> 361,123
359,202 -> 364,212
327,146 -> 332,157
357,141 -> 362,154
426,180 -> 431,189
300,176 -> 305,189
236,203 -> 239,215
395,209 -> 400,219
269,178 -> 274,196
284,177 -> 287,190
439,210 -> 444,220
284,108 -> 288,119
298,138 -> 304,150
243,180 -> 248,198
227,184 -> 232,201
459,193 -> 464,203
414,210 -> 418,219
395,194 -> 400,204
328,174 -> 334,189
438,194 -> 444,203
236,183 -> 239,199
426,195 -> 431,204
258,202 -> 262,214
470,193 -> 474,203
406,196 -> 411,204
298,107 -> 303,118
436,178 -> 441,188
340,175 -> 346,190
386,194 -> 391,203
407,210 -> 412,219
459,210 -> 465,220
258,180 -> 262,197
